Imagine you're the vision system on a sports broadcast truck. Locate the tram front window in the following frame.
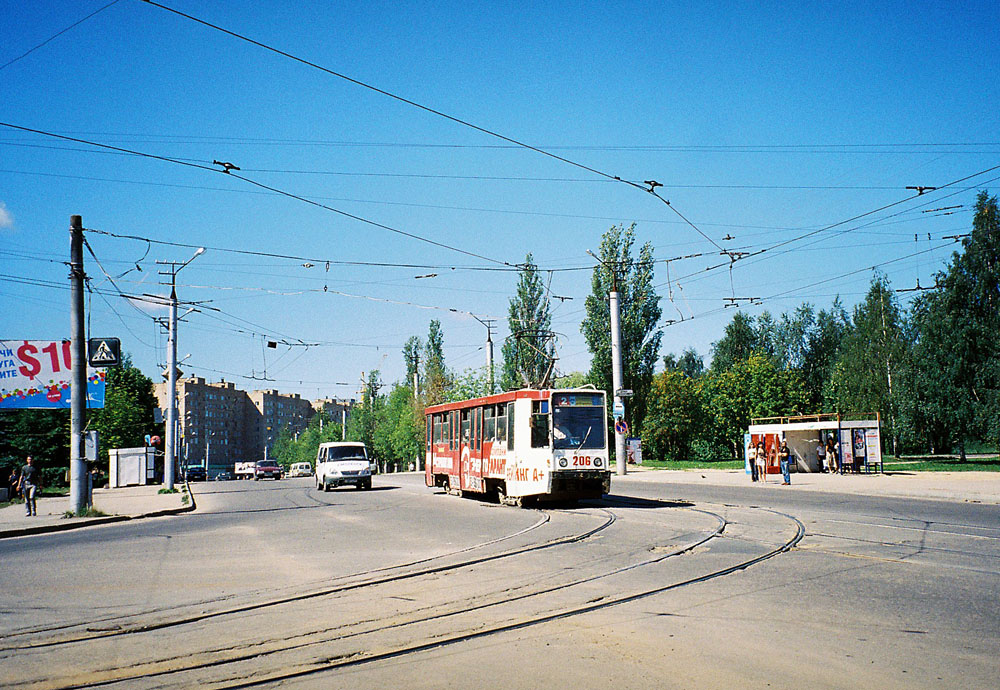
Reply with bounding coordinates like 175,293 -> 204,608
552,406 -> 606,450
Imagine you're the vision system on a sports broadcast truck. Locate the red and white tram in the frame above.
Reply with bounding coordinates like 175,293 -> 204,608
425,388 -> 611,505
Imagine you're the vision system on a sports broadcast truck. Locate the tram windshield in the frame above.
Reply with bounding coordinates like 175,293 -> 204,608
552,405 -> 606,450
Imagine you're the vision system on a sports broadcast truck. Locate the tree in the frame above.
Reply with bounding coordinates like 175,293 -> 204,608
701,353 -> 809,457
449,366 -> 493,402
553,371 -> 589,388
663,347 -> 704,378
423,320 -> 451,404
91,355 -> 160,475
373,382 -> 422,471
347,370 -> 384,454
501,254 -> 554,390
0,409 -> 69,488
642,371 -> 703,461
825,275 -> 909,455
581,224 -> 663,435
270,409 -> 343,468
403,336 -> 422,384
801,300 -> 850,408
906,191 -> 1000,458
710,312 -> 759,372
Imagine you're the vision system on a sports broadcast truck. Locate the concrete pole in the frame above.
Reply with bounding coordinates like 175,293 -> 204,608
69,215 -> 89,513
486,327 -> 494,394
609,289 -> 627,476
164,277 -> 178,490
413,363 -> 421,471
341,408 -> 346,440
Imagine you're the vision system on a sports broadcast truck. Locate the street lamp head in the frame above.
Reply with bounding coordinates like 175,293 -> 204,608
194,247 -> 205,256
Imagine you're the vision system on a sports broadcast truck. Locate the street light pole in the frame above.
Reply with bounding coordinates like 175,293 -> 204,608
588,250 -> 627,476
158,247 -> 204,490
469,313 -> 496,393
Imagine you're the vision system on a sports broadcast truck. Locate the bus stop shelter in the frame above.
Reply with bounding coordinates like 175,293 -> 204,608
746,413 -> 882,477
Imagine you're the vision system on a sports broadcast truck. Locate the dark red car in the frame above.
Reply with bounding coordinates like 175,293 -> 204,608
254,460 -> 283,480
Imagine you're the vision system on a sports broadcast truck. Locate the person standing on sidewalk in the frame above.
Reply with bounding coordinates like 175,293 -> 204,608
778,440 -> 792,485
18,456 -> 39,517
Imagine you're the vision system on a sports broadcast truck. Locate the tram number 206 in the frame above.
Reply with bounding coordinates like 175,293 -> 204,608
571,456 -> 594,467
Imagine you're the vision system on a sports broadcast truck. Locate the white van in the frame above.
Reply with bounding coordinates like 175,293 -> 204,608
315,442 -> 372,491
288,462 -> 312,478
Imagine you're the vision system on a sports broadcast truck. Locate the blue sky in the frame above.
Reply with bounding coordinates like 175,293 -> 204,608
2,0 -> 998,400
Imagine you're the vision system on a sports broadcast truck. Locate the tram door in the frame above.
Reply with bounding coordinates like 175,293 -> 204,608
472,407 -> 483,488
459,409 -> 472,491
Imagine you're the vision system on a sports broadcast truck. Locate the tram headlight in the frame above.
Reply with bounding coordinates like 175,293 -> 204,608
594,458 -> 603,467
558,458 -> 568,468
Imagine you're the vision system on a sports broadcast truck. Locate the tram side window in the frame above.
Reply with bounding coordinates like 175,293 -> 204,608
449,411 -> 456,450
475,407 -> 483,449
507,402 -> 515,450
485,405 -> 496,442
426,417 -> 431,451
496,404 -> 507,444
531,400 -> 550,448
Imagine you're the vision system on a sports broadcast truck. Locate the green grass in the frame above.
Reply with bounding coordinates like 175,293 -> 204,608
882,456 -> 1000,472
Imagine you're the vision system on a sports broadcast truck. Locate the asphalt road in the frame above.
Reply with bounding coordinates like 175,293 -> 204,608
1,473 -> 997,689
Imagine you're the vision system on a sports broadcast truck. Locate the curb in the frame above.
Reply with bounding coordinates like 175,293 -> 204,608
0,483 -> 197,540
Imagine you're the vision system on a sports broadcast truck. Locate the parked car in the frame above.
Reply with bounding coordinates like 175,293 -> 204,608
182,465 -> 207,482
254,460 -> 283,480
214,471 -> 233,481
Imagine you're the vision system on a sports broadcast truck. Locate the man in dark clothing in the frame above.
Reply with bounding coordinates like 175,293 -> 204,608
19,456 -> 39,517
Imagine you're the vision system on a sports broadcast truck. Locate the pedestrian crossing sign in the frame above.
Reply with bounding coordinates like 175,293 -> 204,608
87,337 -> 121,367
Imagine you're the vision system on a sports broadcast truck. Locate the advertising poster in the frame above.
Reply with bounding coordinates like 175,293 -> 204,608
0,340 -> 106,409
626,438 -> 642,465
852,428 -> 867,463
744,432 -> 753,474
839,430 -> 854,470
865,428 -> 881,469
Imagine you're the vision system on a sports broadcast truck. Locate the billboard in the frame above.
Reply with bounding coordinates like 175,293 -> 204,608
0,340 -> 106,409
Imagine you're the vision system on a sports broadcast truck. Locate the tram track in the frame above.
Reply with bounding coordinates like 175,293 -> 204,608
199,507 -> 805,690
0,502 -> 611,652
7,504 -> 803,690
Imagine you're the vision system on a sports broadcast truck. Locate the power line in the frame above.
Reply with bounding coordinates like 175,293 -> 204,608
7,131 -> 998,151
83,226 -> 519,272
656,164 -> 1000,291
138,0 -> 726,253
0,0 -> 122,72
0,122 -> 511,266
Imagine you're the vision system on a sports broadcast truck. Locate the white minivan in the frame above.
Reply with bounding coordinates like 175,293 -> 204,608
288,462 -> 312,477
315,442 -> 372,491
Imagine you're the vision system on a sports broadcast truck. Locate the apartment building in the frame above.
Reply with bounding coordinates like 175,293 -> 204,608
154,378 -> 315,473
246,389 -> 315,461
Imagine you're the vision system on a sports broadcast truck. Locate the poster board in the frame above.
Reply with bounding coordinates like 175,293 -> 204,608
0,340 -> 106,409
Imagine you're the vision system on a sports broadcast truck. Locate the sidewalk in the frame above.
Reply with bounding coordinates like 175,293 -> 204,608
624,465 -> 1000,504
0,483 -> 194,539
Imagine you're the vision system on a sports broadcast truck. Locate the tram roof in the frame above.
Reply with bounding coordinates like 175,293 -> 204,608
424,387 -> 604,415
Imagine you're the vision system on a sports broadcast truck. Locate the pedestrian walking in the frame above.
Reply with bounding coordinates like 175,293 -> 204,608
778,440 -> 792,485
827,437 -> 839,473
18,456 -> 39,517
7,466 -> 20,499
816,439 -> 827,473
755,441 -> 767,483
748,440 -> 759,482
